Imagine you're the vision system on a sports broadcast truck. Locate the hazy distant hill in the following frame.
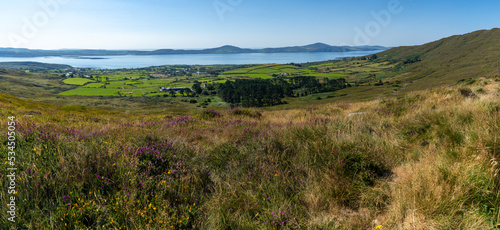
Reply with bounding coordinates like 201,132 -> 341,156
258,43 -> 386,53
379,28 -> 500,88
0,44 -> 387,57
0,62 -> 72,70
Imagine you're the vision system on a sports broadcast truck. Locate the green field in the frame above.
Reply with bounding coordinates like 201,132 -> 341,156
59,88 -> 120,96
304,73 -> 348,78
223,64 -> 313,76
145,92 -> 170,97
63,78 -> 95,85
60,71 -> 200,97
211,79 -> 228,83
219,73 -> 273,79
82,83 -> 105,88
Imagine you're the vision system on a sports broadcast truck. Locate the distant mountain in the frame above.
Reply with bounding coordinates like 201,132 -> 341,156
260,43 -> 386,53
0,44 -> 387,57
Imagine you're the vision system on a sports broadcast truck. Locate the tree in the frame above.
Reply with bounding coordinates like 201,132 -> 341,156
192,83 -> 203,94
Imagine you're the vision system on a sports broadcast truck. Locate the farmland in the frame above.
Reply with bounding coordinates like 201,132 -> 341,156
58,60 -> 399,100
0,56 -> 412,113
63,78 -> 95,85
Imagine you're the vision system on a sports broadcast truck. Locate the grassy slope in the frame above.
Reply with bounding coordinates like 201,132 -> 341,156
0,69 -> 74,97
379,28 -> 500,91
1,76 -> 499,229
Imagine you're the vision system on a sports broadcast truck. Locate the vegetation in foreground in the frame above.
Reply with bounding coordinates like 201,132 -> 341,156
1,76 -> 499,229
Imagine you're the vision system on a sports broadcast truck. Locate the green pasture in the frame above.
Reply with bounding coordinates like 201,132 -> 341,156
220,74 -> 272,79
305,73 -> 348,78
59,88 -> 120,96
63,78 -> 94,85
83,83 -> 105,88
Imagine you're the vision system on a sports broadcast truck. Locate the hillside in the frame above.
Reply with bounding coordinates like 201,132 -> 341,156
379,28 -> 500,90
0,68 -> 74,98
0,76 -> 499,229
0,62 -> 72,70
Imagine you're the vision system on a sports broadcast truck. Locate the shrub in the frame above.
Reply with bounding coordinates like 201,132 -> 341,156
403,54 -> 421,64
459,88 -> 476,97
200,109 -> 222,119
228,108 -> 262,118
458,78 -> 477,85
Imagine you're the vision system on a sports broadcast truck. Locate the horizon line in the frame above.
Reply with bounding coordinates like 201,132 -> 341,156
0,43 -> 390,51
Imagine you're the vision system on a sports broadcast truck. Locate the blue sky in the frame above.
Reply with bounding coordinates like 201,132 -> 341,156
1,0 -> 499,49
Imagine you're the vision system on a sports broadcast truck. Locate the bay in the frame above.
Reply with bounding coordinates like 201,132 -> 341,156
0,50 -> 383,69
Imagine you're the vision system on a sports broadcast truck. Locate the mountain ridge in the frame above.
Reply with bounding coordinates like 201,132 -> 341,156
0,44 -> 387,57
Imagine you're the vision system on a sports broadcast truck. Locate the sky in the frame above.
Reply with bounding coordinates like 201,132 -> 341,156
1,0 -> 499,50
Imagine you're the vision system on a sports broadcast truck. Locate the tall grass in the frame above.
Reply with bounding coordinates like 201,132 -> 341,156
0,77 -> 499,229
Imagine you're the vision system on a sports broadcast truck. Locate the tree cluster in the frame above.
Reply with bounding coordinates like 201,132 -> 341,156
217,76 -> 349,107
